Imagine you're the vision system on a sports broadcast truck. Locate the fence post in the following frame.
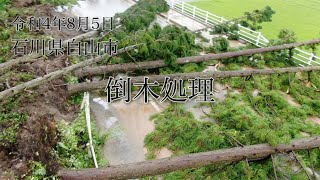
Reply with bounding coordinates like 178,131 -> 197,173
193,6 -> 196,18
256,32 -> 261,46
170,0 -> 174,8
182,2 -> 184,13
205,11 -> 209,24
308,53 -> 315,65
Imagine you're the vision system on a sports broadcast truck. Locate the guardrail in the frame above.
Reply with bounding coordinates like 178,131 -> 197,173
293,49 -> 320,66
165,0 -> 320,66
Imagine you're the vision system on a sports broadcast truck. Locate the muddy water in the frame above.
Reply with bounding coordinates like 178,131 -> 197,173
69,0 -> 171,166
91,96 -> 165,165
71,0 -> 135,18
72,0 -> 226,165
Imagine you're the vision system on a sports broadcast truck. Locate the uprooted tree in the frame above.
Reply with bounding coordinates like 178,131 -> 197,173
68,66 -> 320,93
1,39 -> 320,100
1,0 -> 320,179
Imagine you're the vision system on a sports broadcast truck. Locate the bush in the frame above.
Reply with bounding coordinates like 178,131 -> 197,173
212,37 -> 229,52
55,110 -> 107,168
115,0 -> 169,32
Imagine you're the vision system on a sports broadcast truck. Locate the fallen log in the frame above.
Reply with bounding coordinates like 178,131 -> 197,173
0,31 -> 99,74
58,136 -> 320,180
0,45 -> 139,100
68,66 -> 320,94
74,39 -> 320,78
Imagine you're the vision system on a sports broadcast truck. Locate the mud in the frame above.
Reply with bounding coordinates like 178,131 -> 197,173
13,0 -> 34,8
309,116 -> 320,125
0,115 -> 59,178
282,92 -> 301,107
91,96 -> 166,165
0,2 -> 80,177
156,147 -> 173,159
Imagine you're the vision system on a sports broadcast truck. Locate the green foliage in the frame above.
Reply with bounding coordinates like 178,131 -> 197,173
0,0 -> 10,11
212,36 -> 229,52
0,96 -> 28,147
145,105 -> 228,155
180,62 -> 206,73
222,63 -> 242,71
263,52 -> 292,68
145,71 -> 320,179
0,4 -> 48,63
144,104 -> 276,179
221,52 -> 264,68
25,161 -> 59,180
270,29 -> 297,45
289,72 -> 320,116
212,23 -> 239,37
38,0 -> 77,6
0,112 -> 28,147
219,40 -> 297,68
115,0 -> 169,32
67,93 -> 83,106
278,29 -> 297,43
64,75 -> 79,84
110,24 -> 200,72
26,161 -> 48,180
0,113 -> 27,147
55,110 -> 107,168
17,73 -> 35,82
0,0 -> 13,62
240,6 -> 276,31
212,6 -> 275,36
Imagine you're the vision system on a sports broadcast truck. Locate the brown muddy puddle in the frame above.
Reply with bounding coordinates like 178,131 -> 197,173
91,96 -> 167,165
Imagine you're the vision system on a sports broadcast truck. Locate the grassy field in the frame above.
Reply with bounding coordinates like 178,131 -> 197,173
189,0 -> 320,42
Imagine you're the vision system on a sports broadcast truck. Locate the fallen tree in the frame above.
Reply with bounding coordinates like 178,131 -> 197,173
0,45 -> 140,100
0,31 -> 99,74
74,39 -> 320,78
58,136 -> 320,180
68,65 -> 320,94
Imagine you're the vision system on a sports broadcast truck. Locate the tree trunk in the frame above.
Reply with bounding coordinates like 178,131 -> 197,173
0,45 -> 139,100
0,31 -> 99,75
74,39 -> 320,78
68,66 -> 320,94
58,136 -> 320,180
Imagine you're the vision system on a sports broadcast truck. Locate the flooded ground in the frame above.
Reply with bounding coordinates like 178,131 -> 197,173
70,0 -> 135,18
91,96 -> 167,165
70,0 -> 320,171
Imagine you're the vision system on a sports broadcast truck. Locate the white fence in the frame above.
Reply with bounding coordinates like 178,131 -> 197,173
165,0 -> 320,66
166,0 -> 269,47
293,49 -> 320,66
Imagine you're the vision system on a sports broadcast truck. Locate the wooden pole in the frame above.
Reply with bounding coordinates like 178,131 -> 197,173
74,39 -> 320,78
58,136 -> 320,180
0,45 -> 139,100
68,66 -> 320,94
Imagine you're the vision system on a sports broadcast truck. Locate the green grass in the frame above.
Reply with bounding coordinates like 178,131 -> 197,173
190,0 -> 320,42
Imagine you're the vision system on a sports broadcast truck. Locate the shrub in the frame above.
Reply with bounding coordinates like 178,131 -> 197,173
212,36 -> 229,52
